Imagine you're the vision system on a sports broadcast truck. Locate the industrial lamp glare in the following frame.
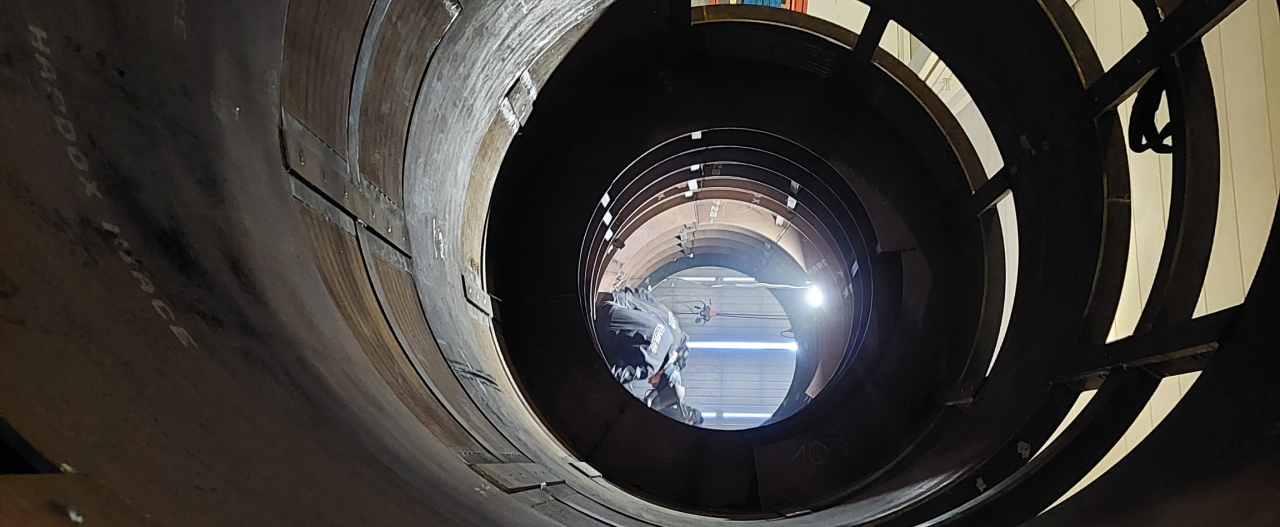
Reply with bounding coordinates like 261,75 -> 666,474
806,286 -> 824,307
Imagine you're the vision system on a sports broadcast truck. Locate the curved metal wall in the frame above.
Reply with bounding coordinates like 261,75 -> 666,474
1,0 -> 1279,526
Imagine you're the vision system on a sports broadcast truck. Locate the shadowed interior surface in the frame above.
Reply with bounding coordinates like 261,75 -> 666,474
2,0 -> 1280,525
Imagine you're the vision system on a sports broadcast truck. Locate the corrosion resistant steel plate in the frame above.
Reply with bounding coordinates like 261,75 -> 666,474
472,463 -> 567,493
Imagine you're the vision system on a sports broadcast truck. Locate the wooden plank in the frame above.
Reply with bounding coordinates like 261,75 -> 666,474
281,0 -> 376,156
0,474 -> 156,526
295,198 -> 496,464
369,248 -> 529,463
357,0 -> 457,203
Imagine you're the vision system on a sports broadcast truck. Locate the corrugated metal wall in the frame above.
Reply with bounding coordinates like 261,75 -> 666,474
650,267 -> 797,430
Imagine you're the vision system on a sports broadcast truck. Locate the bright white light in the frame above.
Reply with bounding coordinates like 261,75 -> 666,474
604,228 -> 614,241
721,277 -> 756,282
684,190 -> 694,198
722,412 -> 772,419
687,341 -> 798,351
691,131 -> 703,140
688,179 -> 699,190
600,193 -> 611,207
786,196 -> 797,209
678,277 -> 717,282
806,286 -> 824,307
602,211 -> 613,226
701,411 -> 717,418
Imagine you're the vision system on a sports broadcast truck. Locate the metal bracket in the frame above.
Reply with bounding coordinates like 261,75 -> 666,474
290,177 -> 356,235
281,110 -> 408,249
568,461 -> 602,479
471,463 -> 565,493
462,269 -> 493,316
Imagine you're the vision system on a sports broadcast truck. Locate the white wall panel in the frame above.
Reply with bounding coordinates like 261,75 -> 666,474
689,0 -> 1278,483
1043,0 -> 1280,511
806,0 -> 869,32
1216,1 -> 1279,290
1200,28 -> 1249,313
1045,372 -> 1202,511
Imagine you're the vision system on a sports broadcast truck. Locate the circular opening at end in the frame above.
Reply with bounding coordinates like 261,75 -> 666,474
597,265 -> 818,430
583,128 -> 871,434
485,3 -> 1007,510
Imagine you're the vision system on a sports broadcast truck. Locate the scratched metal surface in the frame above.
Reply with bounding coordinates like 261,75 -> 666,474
1,0 -> 1279,524
0,0 -> 562,525
398,2 -> 707,526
